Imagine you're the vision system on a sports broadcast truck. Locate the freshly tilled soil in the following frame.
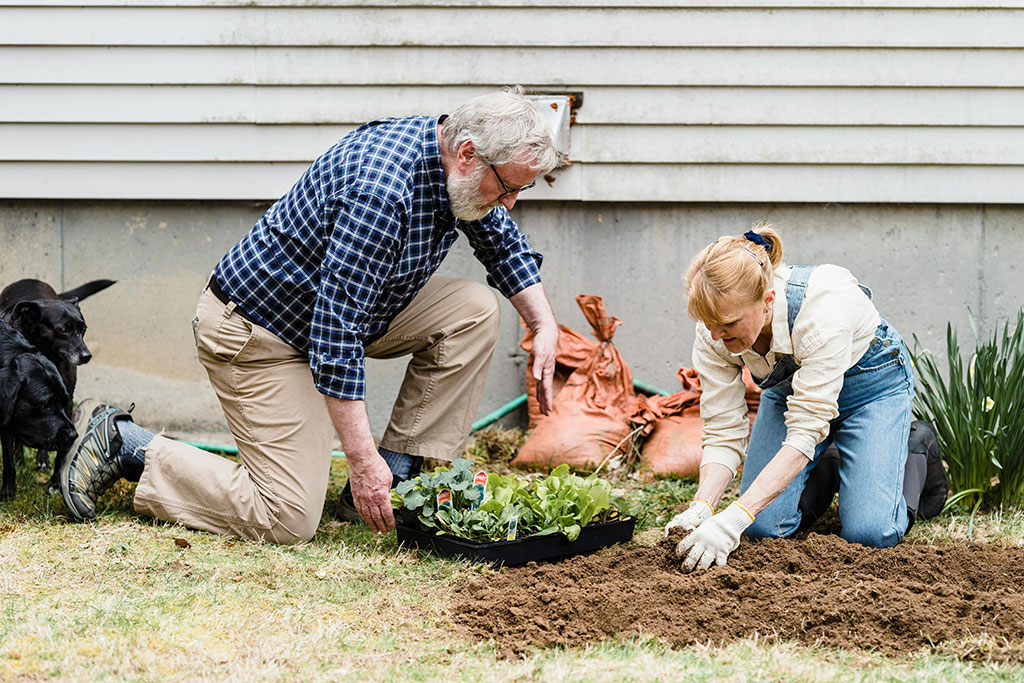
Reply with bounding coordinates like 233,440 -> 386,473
453,531 -> 1024,660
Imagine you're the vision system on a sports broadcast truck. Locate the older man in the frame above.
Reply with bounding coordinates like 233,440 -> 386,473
60,87 -> 562,542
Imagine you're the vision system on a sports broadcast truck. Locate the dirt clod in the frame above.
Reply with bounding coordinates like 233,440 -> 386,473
454,532 -> 1024,660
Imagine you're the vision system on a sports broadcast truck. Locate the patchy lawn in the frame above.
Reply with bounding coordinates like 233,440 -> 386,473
1,433 -> 1022,681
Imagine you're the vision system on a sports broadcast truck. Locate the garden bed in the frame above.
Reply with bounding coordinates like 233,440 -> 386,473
454,531 -> 1024,661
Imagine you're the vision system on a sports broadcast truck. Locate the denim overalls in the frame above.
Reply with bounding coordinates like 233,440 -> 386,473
738,265 -> 915,548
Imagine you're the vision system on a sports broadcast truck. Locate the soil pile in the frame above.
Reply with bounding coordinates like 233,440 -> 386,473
454,532 -> 1024,659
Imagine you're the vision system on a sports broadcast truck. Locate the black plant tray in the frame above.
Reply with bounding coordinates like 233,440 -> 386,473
395,516 -> 636,567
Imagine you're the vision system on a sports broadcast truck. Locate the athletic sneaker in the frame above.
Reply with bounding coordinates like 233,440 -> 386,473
60,400 -> 135,522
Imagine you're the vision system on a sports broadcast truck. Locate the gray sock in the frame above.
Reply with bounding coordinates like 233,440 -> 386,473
115,418 -> 153,482
379,447 -> 423,481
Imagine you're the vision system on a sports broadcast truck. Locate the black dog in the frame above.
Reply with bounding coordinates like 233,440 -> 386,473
0,319 -> 78,500
0,278 -> 115,489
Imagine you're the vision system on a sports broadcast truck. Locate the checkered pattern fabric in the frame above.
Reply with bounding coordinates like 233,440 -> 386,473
214,115 -> 542,401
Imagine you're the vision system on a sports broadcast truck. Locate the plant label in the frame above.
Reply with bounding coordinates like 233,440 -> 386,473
437,489 -> 452,509
471,471 -> 488,510
506,516 -> 518,541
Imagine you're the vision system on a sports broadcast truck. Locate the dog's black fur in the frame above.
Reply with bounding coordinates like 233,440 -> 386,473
0,318 -> 78,500
0,278 -> 115,491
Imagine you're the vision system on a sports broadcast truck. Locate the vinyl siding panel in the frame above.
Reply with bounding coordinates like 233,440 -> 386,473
5,7 -> 1024,47
7,85 -> 1024,126
3,2 -> 1023,203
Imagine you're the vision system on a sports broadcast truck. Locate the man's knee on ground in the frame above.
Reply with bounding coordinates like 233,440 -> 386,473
267,504 -> 323,545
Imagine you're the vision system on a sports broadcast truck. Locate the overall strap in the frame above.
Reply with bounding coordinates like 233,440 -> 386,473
784,265 -> 817,335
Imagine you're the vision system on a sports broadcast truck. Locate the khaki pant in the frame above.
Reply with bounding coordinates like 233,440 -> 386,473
133,275 -> 500,544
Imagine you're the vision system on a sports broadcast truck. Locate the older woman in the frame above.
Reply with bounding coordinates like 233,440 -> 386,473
667,225 -> 946,571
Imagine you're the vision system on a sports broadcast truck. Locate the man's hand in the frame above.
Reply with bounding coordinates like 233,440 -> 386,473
348,453 -> 396,534
325,397 -> 396,534
664,499 -> 715,537
531,324 -> 558,415
508,283 -> 559,416
676,502 -> 755,572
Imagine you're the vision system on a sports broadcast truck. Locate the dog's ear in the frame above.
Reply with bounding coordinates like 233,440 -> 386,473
10,300 -> 42,328
65,297 -> 79,306
0,357 -> 25,426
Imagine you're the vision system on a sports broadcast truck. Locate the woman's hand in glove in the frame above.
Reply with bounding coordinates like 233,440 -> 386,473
664,499 -> 715,537
676,501 -> 755,572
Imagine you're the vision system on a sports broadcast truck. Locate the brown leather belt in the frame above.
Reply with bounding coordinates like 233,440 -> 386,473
208,276 -> 254,323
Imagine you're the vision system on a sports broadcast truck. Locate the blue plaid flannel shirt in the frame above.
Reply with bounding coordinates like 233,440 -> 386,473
213,115 -> 543,401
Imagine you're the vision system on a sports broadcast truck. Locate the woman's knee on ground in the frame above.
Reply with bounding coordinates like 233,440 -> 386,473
840,517 -> 903,548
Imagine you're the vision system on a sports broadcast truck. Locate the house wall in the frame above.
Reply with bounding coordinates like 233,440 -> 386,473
2,1 -> 1022,438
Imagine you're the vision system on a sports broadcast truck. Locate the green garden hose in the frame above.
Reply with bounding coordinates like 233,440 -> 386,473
183,378 -> 671,458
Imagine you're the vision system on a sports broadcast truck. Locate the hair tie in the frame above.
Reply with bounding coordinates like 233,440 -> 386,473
743,230 -> 771,252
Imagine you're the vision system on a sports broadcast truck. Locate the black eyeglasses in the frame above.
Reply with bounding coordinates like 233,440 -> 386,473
489,164 -> 536,199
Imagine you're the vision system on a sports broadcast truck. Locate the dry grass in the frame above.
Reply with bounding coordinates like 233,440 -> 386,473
1,447 -> 1022,681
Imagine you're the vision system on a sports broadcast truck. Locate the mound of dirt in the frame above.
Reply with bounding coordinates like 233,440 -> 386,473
453,532 -> 1024,660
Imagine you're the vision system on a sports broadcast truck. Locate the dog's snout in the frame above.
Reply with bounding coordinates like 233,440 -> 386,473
59,424 -> 78,449
77,350 -> 93,365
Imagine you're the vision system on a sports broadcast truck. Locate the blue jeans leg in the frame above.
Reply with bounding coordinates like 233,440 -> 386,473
740,387 -> 827,539
833,343 -> 914,548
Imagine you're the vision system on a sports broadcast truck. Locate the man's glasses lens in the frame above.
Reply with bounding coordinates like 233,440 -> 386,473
490,164 -> 536,199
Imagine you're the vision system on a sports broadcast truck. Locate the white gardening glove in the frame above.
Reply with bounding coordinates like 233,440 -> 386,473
664,499 -> 715,537
676,501 -> 755,572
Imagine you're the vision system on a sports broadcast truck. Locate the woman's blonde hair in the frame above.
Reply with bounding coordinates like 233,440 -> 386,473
684,222 -> 784,324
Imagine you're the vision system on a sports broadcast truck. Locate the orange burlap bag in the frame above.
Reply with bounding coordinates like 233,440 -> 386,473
635,367 -> 762,478
520,320 -> 598,430
512,295 -> 638,471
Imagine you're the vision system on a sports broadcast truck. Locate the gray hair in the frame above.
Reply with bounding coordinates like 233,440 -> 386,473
440,86 -> 562,173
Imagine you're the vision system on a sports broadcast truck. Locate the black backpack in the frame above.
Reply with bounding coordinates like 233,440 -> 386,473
908,420 -> 948,520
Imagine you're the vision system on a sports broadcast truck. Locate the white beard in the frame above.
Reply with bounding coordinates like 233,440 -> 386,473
446,163 -> 499,221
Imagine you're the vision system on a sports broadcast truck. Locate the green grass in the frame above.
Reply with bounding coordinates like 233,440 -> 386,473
1,452 -> 1023,681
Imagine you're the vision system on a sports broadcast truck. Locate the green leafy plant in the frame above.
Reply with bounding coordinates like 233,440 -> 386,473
391,460 -> 618,543
516,464 -> 612,541
913,308 -> 1024,512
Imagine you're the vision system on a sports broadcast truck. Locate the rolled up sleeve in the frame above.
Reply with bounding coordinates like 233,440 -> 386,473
460,209 -> 542,298
692,324 -> 751,477
309,192 -> 401,401
783,327 -> 849,458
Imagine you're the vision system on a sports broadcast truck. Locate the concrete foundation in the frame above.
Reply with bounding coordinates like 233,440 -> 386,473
1,199 -> 1019,444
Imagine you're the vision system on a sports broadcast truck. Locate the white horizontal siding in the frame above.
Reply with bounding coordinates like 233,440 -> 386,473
3,2 -> 1024,203
6,124 -> 1023,166
6,85 -> 1024,127
7,1 -> 1024,8
8,47 -> 1024,87
4,7 -> 1024,48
